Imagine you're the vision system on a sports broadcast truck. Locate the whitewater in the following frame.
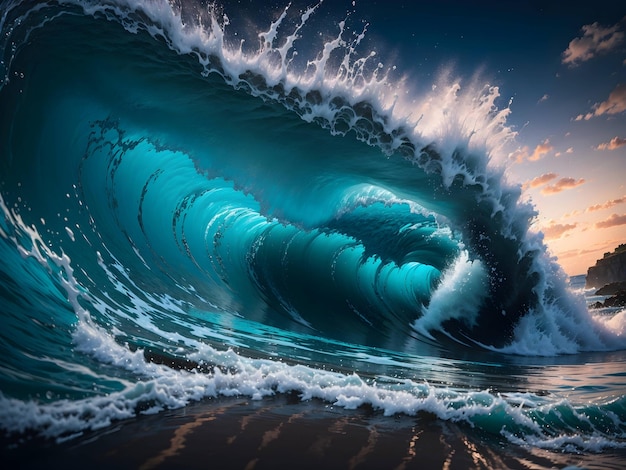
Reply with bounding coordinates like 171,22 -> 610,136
0,0 -> 625,467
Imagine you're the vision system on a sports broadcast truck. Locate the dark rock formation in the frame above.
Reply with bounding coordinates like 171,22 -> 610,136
586,244 -> 626,289
590,291 -> 626,309
595,281 -> 626,296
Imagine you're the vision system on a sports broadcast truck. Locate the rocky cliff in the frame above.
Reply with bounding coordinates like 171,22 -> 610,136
586,244 -> 626,288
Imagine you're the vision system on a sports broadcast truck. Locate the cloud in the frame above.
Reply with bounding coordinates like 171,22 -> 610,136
595,213 -> 626,229
542,222 -> 578,239
555,147 -> 574,157
575,83 -> 626,120
529,140 -> 554,161
541,177 -> 585,195
510,139 -> 554,163
556,247 -> 596,259
524,172 -> 558,189
563,209 -> 581,218
509,147 -> 529,163
587,196 -> 626,212
596,136 -> 626,150
557,242 -> 616,259
538,94 -> 549,103
562,20 -> 625,66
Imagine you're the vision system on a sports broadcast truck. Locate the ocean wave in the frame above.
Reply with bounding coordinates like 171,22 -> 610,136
0,0 -> 625,452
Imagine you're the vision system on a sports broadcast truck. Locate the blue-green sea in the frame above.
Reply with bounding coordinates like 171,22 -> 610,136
1,1 -> 625,468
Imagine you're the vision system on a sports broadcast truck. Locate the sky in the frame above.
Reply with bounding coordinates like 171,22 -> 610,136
351,1 -> 626,276
481,5 -> 626,276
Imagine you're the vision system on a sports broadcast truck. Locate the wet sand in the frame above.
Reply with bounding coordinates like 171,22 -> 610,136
2,395 -> 624,469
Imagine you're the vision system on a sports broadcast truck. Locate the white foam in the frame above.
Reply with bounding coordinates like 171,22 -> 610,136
336,184 -> 433,219
594,308 -> 626,338
412,250 -> 488,337
65,226 -> 75,241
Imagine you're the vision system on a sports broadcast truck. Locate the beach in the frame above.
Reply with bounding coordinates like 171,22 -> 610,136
4,394 -> 624,470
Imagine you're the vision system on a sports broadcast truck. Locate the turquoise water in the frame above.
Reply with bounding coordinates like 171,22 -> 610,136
0,0 -> 625,464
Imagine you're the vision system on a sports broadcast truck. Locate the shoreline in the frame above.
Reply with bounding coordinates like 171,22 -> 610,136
3,395 -> 625,470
